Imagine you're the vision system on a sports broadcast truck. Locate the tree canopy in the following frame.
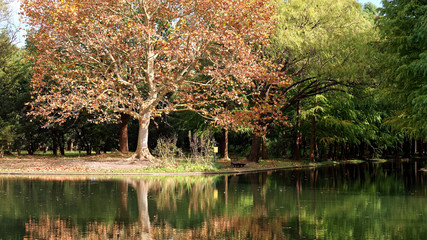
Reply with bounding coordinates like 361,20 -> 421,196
22,0 -> 276,160
377,0 -> 427,139
0,0 -> 424,162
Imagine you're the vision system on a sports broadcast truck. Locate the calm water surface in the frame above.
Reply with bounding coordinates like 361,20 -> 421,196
1,160 -> 427,239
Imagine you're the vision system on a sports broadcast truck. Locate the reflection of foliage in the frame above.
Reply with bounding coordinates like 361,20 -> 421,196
25,214 -> 148,239
151,177 -> 219,230
3,162 -> 427,239
26,215 -> 80,239
154,215 -> 288,240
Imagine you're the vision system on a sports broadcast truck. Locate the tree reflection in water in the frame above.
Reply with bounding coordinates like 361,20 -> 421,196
25,178 -> 154,239
4,160 -> 427,239
22,175 -> 290,239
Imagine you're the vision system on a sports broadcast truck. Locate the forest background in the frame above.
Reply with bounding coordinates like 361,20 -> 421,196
0,0 -> 426,165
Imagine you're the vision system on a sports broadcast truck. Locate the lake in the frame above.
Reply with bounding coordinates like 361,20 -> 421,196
1,159 -> 426,239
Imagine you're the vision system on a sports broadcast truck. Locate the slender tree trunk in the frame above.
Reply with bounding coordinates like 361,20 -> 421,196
403,137 -> 411,158
309,113 -> 317,162
59,131 -> 65,156
419,140 -> 425,155
283,144 -> 288,158
86,145 -> 92,155
68,139 -> 74,151
293,130 -> 302,160
301,140 -> 307,158
394,144 -> 401,160
328,143 -> 334,161
247,134 -> 262,163
321,145 -> 328,161
28,143 -> 35,155
119,113 -> 130,153
134,113 -> 154,161
411,139 -> 416,156
293,100 -> 302,160
220,128 -> 229,159
359,142 -> 365,159
333,142 -> 338,161
309,83 -> 318,162
52,130 -> 58,156
261,135 -> 268,160
340,144 -> 346,160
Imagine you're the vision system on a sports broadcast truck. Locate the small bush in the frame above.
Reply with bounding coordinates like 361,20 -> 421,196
188,130 -> 216,162
153,135 -> 183,165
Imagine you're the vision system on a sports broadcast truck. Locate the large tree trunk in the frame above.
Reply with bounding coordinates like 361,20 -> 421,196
133,113 -> 154,161
119,113 -> 130,153
132,30 -> 157,162
52,141 -> 58,156
247,134 -> 262,163
130,180 -> 151,238
137,182 -> 151,234
115,181 -> 129,222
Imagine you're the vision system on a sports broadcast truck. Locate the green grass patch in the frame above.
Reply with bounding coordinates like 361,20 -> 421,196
130,163 -> 219,173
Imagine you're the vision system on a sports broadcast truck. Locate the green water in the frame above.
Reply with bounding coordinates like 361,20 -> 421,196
1,160 -> 427,239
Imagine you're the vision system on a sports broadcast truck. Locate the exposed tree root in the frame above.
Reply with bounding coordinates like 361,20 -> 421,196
127,148 -> 156,163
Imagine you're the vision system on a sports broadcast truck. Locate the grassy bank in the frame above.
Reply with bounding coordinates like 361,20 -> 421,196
0,151 -> 366,175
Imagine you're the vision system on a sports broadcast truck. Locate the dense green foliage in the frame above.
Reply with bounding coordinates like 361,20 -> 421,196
377,0 -> 427,138
0,0 -> 425,160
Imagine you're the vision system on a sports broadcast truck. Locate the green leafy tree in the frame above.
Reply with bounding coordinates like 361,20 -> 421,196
0,29 -> 24,154
267,0 -> 380,161
377,0 -> 427,139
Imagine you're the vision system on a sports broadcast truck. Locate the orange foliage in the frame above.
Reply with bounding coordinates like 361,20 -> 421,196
22,0 -> 276,125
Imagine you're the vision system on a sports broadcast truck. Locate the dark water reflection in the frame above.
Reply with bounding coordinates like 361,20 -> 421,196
1,160 -> 427,239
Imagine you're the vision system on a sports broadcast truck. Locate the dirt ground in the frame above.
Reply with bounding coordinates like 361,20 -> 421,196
0,154 -> 151,173
0,153 -> 324,175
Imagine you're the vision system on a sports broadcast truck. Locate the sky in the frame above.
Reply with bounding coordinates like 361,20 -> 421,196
357,0 -> 383,7
8,0 -> 384,48
8,0 -> 26,47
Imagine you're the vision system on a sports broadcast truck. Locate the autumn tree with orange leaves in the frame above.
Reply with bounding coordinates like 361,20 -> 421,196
22,0 -> 276,160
